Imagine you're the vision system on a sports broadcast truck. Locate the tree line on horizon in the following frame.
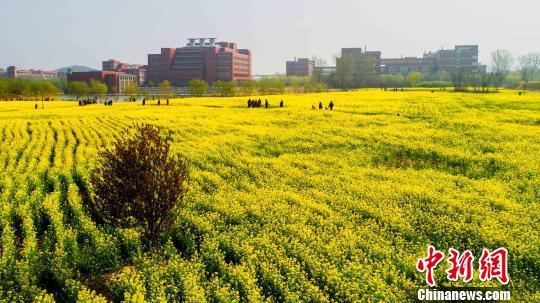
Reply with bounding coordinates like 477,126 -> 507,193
1,49 -> 539,101
318,49 -> 540,92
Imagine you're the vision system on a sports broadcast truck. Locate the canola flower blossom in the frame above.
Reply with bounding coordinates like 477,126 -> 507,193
0,90 -> 538,302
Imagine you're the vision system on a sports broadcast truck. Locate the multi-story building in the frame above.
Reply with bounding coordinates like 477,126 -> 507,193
147,38 -> 251,86
431,45 -> 481,73
379,56 -> 435,74
102,59 -> 147,85
67,71 -> 137,93
4,66 -> 58,79
286,58 -> 314,77
336,48 -> 382,74
336,45 -> 485,75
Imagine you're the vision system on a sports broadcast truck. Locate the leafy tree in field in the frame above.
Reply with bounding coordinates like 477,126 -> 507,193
518,52 -> 540,91
490,49 -> 513,91
433,71 -> 451,82
159,80 -> 172,99
451,70 -> 468,92
68,81 -> 89,101
29,81 -> 42,101
90,124 -> 188,247
239,80 -> 256,96
335,53 -> 357,89
407,72 -> 422,87
478,71 -> 493,92
10,79 -> 30,99
214,81 -> 237,97
336,53 -> 375,89
355,54 -> 375,87
49,76 -> 68,93
390,73 -> 404,87
0,80 -> 6,99
89,80 -> 107,101
188,79 -> 209,97
125,83 -> 140,100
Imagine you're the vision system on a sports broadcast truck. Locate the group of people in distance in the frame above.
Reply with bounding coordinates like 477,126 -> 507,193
248,98 -> 284,109
313,100 -> 335,110
142,98 -> 169,106
78,98 -> 98,106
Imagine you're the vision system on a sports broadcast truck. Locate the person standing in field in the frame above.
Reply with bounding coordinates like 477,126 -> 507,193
319,102 -> 323,110
35,103 -> 38,109
166,99 -> 169,105
142,99 -> 146,106
265,99 -> 268,108
329,101 -> 334,110
258,99 -> 261,108
158,99 -> 161,106
248,99 -> 252,108
280,100 -> 284,108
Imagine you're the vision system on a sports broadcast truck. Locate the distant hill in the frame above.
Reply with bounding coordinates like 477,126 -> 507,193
55,65 -> 98,73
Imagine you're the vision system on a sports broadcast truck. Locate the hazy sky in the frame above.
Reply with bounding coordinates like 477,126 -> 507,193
1,0 -> 539,74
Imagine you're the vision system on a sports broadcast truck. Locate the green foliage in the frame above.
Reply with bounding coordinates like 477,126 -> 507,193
89,80 -> 108,98
335,53 -> 375,88
407,72 -> 423,87
214,81 -> 236,97
188,79 -> 209,97
0,78 -> 59,101
417,81 -> 452,88
378,73 -> 405,88
67,81 -> 89,100
158,80 -> 172,99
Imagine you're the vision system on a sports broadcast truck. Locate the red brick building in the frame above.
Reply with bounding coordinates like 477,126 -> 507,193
67,71 -> 137,93
102,59 -> 147,85
147,38 -> 251,86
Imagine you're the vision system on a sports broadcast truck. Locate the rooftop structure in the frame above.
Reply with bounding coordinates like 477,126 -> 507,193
147,38 -> 251,86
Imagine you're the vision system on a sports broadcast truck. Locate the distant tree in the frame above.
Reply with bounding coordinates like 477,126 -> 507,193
432,71 -> 451,82
407,72 -> 423,87
239,80 -> 256,96
42,82 -> 59,99
30,82 -> 43,101
478,71 -> 493,92
90,124 -> 188,247
311,56 -> 327,83
335,53 -> 357,89
39,82 -> 59,108
49,76 -> 68,93
490,49 -> 514,91
89,80 -> 108,101
141,89 -> 150,101
355,54 -> 376,87
188,79 -> 209,97
125,83 -> 140,100
68,81 -> 89,101
214,81 -> 237,97
518,52 -> 540,91
0,80 -> 6,100
451,70 -> 472,92
10,79 -> 30,100
159,80 -> 172,99
391,73 -> 405,87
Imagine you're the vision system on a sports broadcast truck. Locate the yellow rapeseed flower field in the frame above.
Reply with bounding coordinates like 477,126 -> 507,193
0,90 -> 538,302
